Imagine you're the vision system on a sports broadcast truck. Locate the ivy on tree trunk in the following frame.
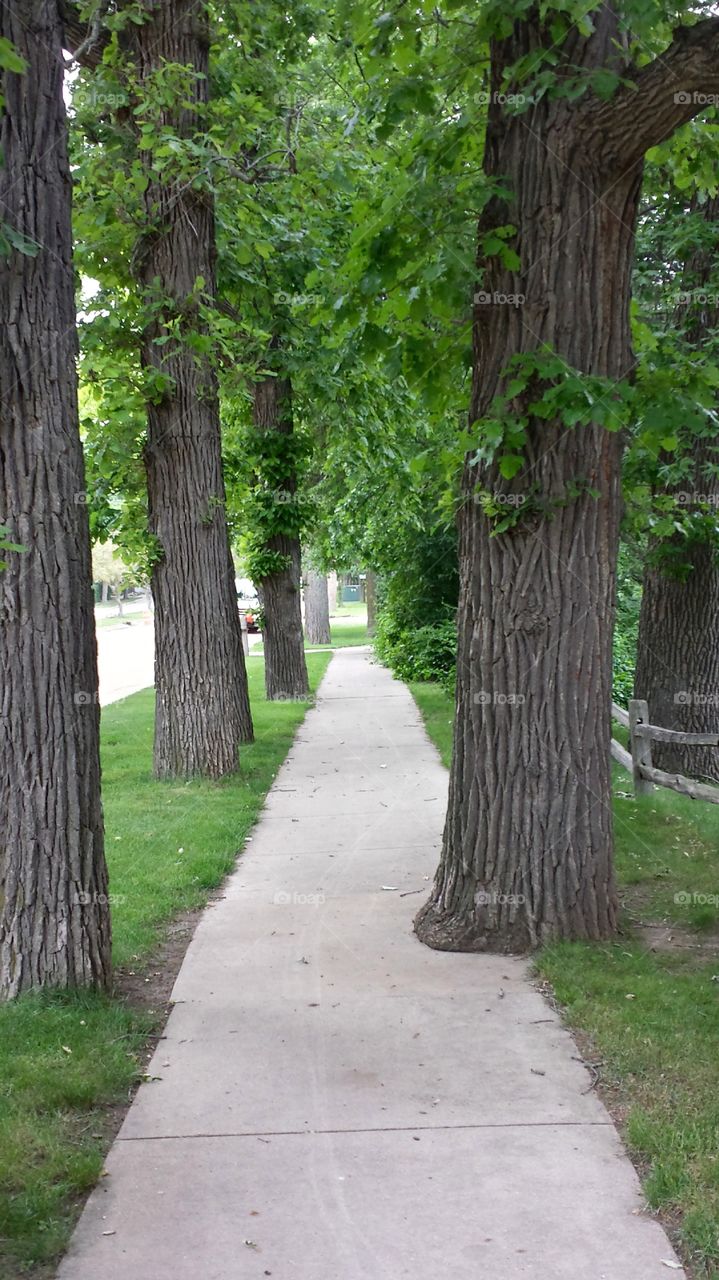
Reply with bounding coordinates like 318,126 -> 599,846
635,195 -> 719,782
252,374 -> 309,700
0,0 -> 111,998
416,11 -> 719,953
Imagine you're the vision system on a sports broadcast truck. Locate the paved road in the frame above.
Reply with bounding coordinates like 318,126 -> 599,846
97,622 -> 261,707
97,621 -> 155,706
58,648 -> 685,1280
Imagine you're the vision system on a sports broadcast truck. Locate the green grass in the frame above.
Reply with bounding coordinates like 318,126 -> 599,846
539,940 -> 719,1278
253,612 -> 369,655
0,651 -> 331,1278
410,678 -> 719,1279
334,600 -> 367,615
94,609 -> 149,629
410,680 -> 454,767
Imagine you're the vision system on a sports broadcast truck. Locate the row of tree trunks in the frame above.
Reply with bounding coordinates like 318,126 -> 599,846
0,1 -> 111,998
252,375 -> 309,700
304,569 -> 331,645
416,11 -> 719,952
130,0 -> 253,777
635,196 -> 719,783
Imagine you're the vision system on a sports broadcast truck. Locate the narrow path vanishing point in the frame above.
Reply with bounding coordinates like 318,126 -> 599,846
57,647 -> 686,1280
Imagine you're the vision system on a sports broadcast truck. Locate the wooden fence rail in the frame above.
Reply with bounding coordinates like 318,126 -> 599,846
611,698 -> 719,806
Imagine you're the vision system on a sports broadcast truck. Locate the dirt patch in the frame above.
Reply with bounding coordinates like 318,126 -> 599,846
115,907 -> 204,1019
636,921 -> 719,958
619,883 -> 719,959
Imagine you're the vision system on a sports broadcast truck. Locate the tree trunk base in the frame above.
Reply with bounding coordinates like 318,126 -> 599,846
415,870 -> 618,954
414,897 -> 535,954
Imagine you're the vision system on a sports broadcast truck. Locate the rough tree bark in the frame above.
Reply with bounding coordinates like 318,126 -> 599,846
635,196 -> 719,781
416,11 -> 719,953
253,375 -> 309,699
304,569 -> 331,645
131,0 -> 253,778
0,1 -> 111,999
365,570 -> 377,636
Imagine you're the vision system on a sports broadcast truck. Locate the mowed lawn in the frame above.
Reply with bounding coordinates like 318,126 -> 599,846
0,651 -> 331,1279
410,679 -> 719,1280
252,606 -> 369,654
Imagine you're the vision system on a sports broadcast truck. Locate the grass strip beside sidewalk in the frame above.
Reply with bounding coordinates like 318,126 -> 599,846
0,652 -> 331,1279
410,678 -> 719,1280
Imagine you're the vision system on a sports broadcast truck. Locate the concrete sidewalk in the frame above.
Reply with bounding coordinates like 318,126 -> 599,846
58,648 -> 685,1280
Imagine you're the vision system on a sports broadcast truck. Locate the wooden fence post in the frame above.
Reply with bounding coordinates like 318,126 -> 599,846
629,698 -> 653,797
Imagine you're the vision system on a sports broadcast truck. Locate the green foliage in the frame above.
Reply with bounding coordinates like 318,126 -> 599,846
0,525 -> 25,572
0,37 -> 36,258
613,542 -> 644,705
375,610 -> 457,690
372,517 -> 458,690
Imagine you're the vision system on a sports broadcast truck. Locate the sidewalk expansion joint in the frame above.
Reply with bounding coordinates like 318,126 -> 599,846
118,1119 -> 613,1142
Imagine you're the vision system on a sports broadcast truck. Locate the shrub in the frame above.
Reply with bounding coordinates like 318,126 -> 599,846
372,518 -> 458,690
375,610 -> 456,690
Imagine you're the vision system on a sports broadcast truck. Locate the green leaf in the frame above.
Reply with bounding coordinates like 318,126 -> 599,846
498,454 -> 524,479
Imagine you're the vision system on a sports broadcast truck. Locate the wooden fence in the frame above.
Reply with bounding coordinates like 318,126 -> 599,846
611,699 -> 719,806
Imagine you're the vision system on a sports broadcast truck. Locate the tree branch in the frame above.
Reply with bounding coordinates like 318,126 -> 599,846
581,16 -> 719,170
60,1 -> 110,69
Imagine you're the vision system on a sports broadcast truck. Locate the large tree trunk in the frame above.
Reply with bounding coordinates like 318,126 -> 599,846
304,569 -> 331,645
253,376 -> 309,700
131,0 -> 253,778
635,197 -> 719,782
365,570 -> 377,637
635,533 -> 719,781
416,11 -> 719,953
0,1 -> 111,999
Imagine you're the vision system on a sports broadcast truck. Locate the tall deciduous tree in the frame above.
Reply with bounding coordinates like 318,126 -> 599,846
130,0 -> 253,777
304,568 -> 331,645
416,9 -> 719,951
252,372 -> 309,699
0,2 -> 111,998
635,194 -> 719,781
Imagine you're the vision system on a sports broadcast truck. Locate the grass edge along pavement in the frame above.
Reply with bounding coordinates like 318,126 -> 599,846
410,678 -> 719,1280
0,651 -> 332,1280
